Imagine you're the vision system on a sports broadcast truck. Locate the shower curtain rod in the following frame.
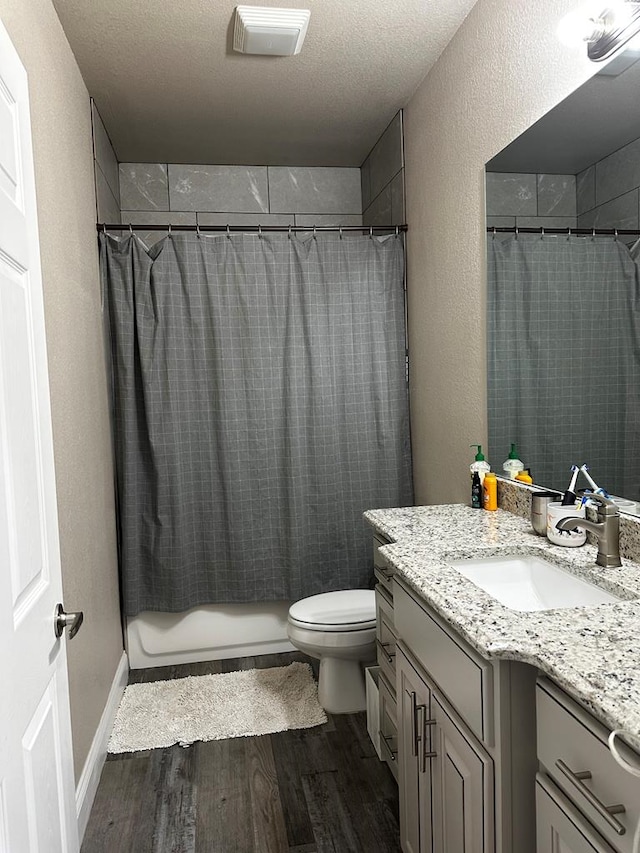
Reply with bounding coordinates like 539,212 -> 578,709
98,222 -> 408,234
487,226 -> 640,237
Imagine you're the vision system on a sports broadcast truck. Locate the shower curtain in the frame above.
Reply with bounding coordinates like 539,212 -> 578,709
100,232 -> 412,616
487,234 -> 640,498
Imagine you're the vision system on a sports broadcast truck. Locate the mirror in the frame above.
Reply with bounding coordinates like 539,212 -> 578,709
485,50 -> 640,511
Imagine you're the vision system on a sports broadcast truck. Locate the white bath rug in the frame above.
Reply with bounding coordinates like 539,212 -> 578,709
108,661 -> 327,753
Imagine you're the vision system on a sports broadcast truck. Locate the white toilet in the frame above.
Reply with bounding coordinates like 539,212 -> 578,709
287,589 -> 376,714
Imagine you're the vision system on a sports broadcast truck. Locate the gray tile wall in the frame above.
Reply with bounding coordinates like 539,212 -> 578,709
119,163 -> 362,245
361,111 -> 406,227
485,172 -> 577,230
91,100 -> 120,224
577,137 -> 640,231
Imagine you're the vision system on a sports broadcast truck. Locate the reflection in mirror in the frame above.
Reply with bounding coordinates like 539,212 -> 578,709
485,51 -> 640,512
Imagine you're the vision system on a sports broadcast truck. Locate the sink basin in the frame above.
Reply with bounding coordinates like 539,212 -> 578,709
450,554 -> 621,612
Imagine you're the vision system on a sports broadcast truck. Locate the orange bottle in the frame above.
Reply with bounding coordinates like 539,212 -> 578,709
483,472 -> 498,511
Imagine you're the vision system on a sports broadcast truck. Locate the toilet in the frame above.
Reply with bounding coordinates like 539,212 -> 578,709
287,589 -> 376,714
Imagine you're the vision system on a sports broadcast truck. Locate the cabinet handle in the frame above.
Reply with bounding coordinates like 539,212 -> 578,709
376,638 -> 395,664
377,565 -> 394,581
418,705 -> 437,773
379,730 -> 397,762
555,759 -> 626,836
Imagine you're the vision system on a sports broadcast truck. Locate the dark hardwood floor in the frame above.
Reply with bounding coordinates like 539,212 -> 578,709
81,651 -> 401,853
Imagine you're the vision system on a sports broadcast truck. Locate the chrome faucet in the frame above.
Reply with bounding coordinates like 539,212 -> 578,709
555,493 -> 622,568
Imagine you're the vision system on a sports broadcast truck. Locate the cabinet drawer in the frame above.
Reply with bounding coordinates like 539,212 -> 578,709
393,577 -> 493,745
537,678 -> 640,852
373,533 -> 395,596
536,773 -> 617,853
376,585 -> 397,691
379,671 -> 399,781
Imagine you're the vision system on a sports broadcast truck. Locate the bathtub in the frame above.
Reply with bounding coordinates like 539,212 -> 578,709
125,601 -> 295,669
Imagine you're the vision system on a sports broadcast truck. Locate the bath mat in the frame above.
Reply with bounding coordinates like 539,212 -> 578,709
108,661 -> 327,753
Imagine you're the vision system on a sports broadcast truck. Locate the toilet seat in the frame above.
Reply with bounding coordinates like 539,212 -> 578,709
288,589 -> 375,632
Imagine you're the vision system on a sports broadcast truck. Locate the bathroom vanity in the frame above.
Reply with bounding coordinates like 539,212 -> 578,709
366,504 -> 640,853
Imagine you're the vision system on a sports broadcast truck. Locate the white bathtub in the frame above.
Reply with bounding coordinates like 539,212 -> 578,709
125,601 -> 295,669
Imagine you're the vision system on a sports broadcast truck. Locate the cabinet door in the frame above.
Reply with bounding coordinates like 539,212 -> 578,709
432,693 -> 494,853
397,645 -> 432,853
536,774 -> 617,853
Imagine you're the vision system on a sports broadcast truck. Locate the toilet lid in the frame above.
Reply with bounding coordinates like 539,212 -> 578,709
289,589 -> 376,632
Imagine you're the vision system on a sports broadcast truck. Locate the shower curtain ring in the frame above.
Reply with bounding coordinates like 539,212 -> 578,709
339,226 -> 343,240
168,223 -> 172,238
515,226 -> 519,240
196,217 -> 201,238
226,224 -> 231,239
102,223 -> 107,235
369,226 -> 373,239
395,225 -> 399,238
615,228 -> 618,241
492,227 -> 496,240
288,225 -> 292,239
313,226 -> 317,240
258,224 -> 262,239
541,227 -> 545,240
129,222 -> 133,236
567,227 -> 572,241
592,227 -> 596,240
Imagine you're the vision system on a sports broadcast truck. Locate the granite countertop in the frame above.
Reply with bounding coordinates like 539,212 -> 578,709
364,504 -> 640,746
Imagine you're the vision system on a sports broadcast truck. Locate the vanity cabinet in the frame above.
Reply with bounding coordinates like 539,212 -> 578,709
372,532 -> 399,781
393,576 -> 537,853
536,678 -> 640,853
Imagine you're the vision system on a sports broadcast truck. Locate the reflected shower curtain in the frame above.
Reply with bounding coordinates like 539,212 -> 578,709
100,232 -> 412,616
487,234 -> 640,498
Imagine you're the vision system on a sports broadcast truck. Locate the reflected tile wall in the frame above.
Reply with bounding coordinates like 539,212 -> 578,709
577,190 -> 639,231
90,100 -> 120,223
596,137 -> 640,207
485,172 -> 577,229
577,166 -> 595,216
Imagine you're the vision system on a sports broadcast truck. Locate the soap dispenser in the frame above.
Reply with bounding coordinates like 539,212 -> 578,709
470,445 -> 490,485
503,443 -> 524,479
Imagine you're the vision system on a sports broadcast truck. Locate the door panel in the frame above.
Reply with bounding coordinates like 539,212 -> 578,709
536,775 -> 616,853
432,693 -> 494,853
0,15 -> 78,853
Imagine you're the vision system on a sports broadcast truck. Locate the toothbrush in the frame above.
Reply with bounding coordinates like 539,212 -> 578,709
580,464 -> 610,498
561,464 -> 580,506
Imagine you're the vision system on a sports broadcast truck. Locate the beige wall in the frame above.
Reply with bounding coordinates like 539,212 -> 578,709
404,0 -> 597,505
0,0 -> 123,779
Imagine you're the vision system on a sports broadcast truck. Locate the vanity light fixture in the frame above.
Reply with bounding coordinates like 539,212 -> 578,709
585,1 -> 640,61
233,6 -> 311,56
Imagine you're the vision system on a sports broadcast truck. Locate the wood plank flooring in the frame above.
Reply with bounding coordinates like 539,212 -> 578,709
81,651 -> 400,853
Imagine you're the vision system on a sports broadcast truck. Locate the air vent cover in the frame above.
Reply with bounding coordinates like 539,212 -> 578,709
233,6 -> 311,56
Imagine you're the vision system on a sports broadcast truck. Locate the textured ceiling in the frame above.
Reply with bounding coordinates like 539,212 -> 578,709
52,0 -> 478,166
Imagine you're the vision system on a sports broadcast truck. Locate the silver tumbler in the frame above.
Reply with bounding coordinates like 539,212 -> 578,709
531,491 -> 559,536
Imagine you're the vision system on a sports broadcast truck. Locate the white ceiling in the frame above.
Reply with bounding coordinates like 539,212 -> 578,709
52,0 -> 478,166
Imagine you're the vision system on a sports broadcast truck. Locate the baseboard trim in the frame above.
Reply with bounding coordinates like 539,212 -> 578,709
76,651 -> 129,843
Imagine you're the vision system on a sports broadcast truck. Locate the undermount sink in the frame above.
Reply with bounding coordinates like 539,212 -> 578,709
450,554 -> 621,612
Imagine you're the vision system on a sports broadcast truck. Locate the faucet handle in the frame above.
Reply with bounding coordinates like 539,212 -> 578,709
583,492 -> 618,516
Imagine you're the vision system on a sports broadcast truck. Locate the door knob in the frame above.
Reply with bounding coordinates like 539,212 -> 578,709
54,603 -> 84,640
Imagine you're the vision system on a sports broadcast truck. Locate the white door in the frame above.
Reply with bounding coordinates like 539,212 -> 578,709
0,18 -> 79,853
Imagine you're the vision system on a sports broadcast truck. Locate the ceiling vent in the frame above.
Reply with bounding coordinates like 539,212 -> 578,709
233,6 -> 311,56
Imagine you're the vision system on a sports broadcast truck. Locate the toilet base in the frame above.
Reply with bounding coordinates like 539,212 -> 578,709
318,657 -> 367,714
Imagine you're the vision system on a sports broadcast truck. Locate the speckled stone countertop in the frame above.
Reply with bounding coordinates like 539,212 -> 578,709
364,504 -> 640,746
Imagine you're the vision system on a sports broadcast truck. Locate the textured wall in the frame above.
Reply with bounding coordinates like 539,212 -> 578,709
0,0 -> 123,780
404,0 -> 596,504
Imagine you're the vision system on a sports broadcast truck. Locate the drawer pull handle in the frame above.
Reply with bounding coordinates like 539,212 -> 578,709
378,730 -> 397,762
555,759 -> 626,836
377,566 -> 394,581
376,639 -> 396,664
